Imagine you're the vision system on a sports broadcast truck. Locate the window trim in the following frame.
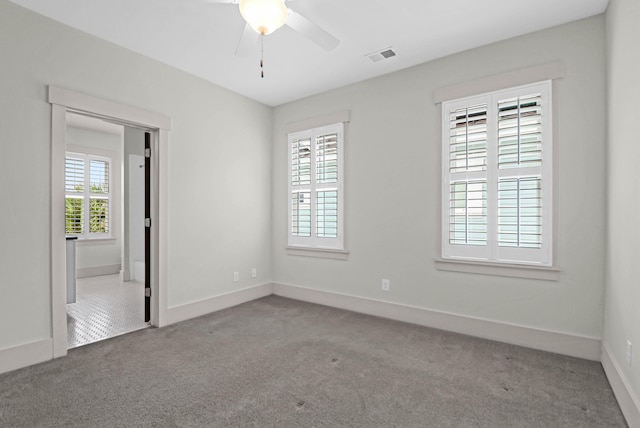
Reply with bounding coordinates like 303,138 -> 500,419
434,257 -> 561,281
440,80 -> 554,269
65,148 -> 114,241
287,122 -> 345,253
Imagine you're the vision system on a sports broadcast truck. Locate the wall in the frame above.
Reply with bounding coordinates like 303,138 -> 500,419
272,17 -> 607,345
604,0 -> 640,421
122,126 -> 146,281
66,124 -> 123,275
0,1 -> 272,355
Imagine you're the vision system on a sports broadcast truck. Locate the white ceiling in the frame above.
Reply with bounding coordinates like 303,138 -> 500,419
11,0 -> 609,106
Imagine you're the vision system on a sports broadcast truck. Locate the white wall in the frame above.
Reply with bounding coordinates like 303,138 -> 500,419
128,153 -> 145,281
272,16 -> 607,339
66,124 -> 123,273
604,0 -> 640,417
0,1 -> 272,352
122,126 -> 146,281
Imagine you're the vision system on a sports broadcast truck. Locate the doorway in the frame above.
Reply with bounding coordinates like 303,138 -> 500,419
64,113 -> 149,348
49,86 -> 169,358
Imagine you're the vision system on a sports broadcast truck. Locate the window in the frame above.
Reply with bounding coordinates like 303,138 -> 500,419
288,123 -> 344,250
65,152 -> 111,239
441,81 -> 552,266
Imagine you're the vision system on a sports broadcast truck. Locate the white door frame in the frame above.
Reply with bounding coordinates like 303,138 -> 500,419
49,86 -> 170,358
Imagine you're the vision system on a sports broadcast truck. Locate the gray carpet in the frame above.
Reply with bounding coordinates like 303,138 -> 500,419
0,296 -> 627,427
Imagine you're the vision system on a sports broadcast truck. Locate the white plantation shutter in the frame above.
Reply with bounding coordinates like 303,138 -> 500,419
449,104 -> 487,173
288,123 -> 344,249
315,132 -> 339,239
447,103 -> 489,255
65,153 -> 111,239
442,81 -> 552,265
290,136 -> 312,238
497,93 -> 543,169
498,178 -> 541,248
65,158 -> 84,191
65,157 -> 84,234
316,190 -> 338,238
291,137 -> 311,186
496,92 -> 543,253
89,159 -> 110,235
449,181 -> 487,246
291,191 -> 311,237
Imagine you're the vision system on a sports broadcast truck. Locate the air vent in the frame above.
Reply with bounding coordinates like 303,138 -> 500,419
366,47 -> 397,63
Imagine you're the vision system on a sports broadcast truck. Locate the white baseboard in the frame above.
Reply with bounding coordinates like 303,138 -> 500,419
0,282 -> 605,382
119,269 -> 130,282
77,264 -> 121,279
602,343 -> 640,428
0,339 -> 53,375
272,282 -> 602,361
165,283 -> 273,325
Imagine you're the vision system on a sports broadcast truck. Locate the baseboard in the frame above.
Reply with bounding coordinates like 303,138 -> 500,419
77,264 -> 121,279
165,283 -> 274,325
0,339 -> 53,375
272,282 -> 602,361
119,269 -> 130,282
602,343 -> 640,428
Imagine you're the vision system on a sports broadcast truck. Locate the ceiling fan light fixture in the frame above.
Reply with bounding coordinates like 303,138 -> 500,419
239,0 -> 288,36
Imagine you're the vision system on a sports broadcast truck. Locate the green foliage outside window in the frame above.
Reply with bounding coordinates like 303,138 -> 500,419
65,183 -> 109,235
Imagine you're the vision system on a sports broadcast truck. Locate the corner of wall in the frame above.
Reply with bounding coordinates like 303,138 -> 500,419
602,342 -> 640,427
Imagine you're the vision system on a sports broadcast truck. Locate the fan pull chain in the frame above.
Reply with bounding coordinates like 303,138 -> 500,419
260,34 -> 264,78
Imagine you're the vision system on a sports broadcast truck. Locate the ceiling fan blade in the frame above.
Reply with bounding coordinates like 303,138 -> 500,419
235,22 -> 260,56
285,8 -> 339,51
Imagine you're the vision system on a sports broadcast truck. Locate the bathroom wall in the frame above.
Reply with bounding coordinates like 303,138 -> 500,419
121,126 -> 146,281
66,122 -> 123,277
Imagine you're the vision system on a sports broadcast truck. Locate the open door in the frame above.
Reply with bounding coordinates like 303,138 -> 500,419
144,132 -> 151,322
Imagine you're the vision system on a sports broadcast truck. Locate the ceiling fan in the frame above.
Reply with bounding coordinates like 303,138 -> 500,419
204,0 -> 340,56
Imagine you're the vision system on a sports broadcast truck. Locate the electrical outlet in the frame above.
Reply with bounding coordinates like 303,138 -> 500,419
251,268 -> 257,278
381,279 -> 390,291
627,340 -> 633,366
233,272 -> 239,283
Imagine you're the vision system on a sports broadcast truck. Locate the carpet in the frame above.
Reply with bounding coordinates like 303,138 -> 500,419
0,295 -> 627,427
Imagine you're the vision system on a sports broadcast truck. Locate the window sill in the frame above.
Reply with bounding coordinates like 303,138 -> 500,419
287,246 -> 349,260
435,258 -> 560,281
75,238 -> 117,246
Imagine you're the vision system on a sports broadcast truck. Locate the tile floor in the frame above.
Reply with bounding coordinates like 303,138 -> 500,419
66,274 -> 148,349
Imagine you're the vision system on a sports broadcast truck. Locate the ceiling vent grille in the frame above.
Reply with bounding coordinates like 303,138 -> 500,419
366,47 -> 397,63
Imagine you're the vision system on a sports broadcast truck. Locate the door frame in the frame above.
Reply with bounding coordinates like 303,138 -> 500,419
49,86 -> 170,358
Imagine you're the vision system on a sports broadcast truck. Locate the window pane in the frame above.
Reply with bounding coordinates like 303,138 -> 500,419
316,133 -> 339,184
291,191 -> 311,237
449,180 -> 487,245
498,177 -> 541,248
65,196 -> 83,234
291,138 -> 311,186
65,158 -> 84,192
316,190 -> 338,238
449,104 -> 487,173
90,159 -> 109,194
498,93 -> 543,169
89,197 -> 109,234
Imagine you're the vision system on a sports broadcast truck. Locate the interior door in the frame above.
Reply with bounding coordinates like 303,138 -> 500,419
144,132 -> 151,322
